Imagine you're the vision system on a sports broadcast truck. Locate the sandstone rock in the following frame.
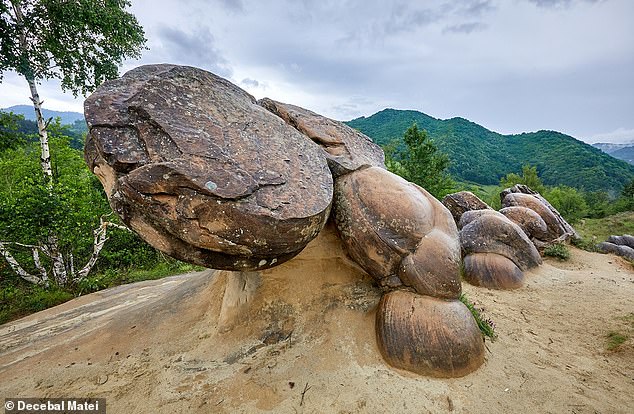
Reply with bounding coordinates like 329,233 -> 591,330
500,206 -> 549,240
460,214 -> 542,271
258,99 -> 384,177
597,242 -> 634,261
458,209 -> 507,230
607,235 -> 634,249
85,64 -> 485,379
333,166 -> 461,298
376,290 -> 485,378
501,193 -> 562,240
501,184 -> 579,242
441,191 -> 492,223
463,253 -> 524,290
85,64 -> 333,270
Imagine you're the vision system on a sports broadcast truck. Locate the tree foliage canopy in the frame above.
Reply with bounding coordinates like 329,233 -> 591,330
0,132 -> 108,251
0,0 -> 146,93
500,165 -> 546,194
0,0 -> 146,286
0,111 -> 27,151
385,123 -> 454,199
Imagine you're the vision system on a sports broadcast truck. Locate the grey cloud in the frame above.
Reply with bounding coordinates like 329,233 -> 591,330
527,0 -> 599,8
240,78 -> 259,88
218,0 -> 243,12
382,6 -> 441,35
330,103 -> 363,120
339,1 -> 496,44
443,22 -> 487,34
458,0 -> 495,16
156,26 -> 232,77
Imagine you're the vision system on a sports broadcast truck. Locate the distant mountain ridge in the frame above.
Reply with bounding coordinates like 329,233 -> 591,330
346,109 -> 634,194
2,105 -> 84,125
605,146 -> 634,165
592,142 -> 633,154
592,142 -> 634,165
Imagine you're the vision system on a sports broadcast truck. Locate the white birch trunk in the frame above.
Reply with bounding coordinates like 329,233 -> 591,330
0,242 -> 46,285
32,248 -> 49,284
10,2 -> 54,184
76,221 -> 129,281
47,235 -> 68,285
27,78 -> 54,182
4,3 -> 130,288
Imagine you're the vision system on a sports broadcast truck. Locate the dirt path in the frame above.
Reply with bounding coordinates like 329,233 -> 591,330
0,230 -> 632,413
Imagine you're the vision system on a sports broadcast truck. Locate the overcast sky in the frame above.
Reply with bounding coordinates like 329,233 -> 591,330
1,0 -> 633,144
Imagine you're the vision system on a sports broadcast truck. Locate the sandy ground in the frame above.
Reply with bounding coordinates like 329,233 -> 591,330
0,224 -> 633,413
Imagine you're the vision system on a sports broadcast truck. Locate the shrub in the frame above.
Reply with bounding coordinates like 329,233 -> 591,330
544,243 -> 571,260
606,331 -> 628,351
544,186 -> 588,223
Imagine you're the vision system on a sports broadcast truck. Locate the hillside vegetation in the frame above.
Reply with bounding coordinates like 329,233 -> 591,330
346,109 -> 634,194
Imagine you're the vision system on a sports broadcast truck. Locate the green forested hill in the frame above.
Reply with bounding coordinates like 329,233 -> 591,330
346,109 -> 634,194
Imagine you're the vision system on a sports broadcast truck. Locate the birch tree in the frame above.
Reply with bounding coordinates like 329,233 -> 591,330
0,0 -> 146,286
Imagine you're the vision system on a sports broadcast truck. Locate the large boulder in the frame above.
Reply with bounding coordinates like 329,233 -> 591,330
462,253 -> 524,290
333,167 -> 484,376
606,235 -> 634,249
460,214 -> 542,271
499,206 -> 549,241
441,191 -> 492,224
458,209 -> 508,230
597,238 -> 634,261
376,290 -> 485,377
333,166 -> 461,298
258,99 -> 384,177
84,64 -> 334,270
459,213 -> 541,290
500,184 -> 579,243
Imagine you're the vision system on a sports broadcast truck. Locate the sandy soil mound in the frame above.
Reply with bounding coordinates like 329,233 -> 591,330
1,224 -> 632,413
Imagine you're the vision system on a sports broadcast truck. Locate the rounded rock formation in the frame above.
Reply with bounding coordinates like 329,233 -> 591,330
462,253 -> 524,290
460,214 -> 542,271
499,206 -> 549,241
84,64 -> 487,379
84,65 -> 333,270
500,184 -> 579,243
459,213 -> 541,289
333,166 -> 461,298
376,290 -> 485,377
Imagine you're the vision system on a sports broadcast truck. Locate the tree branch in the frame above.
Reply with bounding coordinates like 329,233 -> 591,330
0,241 -> 46,285
75,218 -> 130,281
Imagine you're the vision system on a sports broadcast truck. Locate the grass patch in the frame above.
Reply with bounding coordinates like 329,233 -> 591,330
460,293 -> 497,341
603,313 -> 634,352
0,282 -> 74,325
605,331 -> 628,350
544,243 -> 571,260
575,211 -> 634,250
571,237 -> 599,252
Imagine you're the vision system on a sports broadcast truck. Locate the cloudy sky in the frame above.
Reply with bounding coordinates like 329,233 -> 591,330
1,0 -> 633,144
